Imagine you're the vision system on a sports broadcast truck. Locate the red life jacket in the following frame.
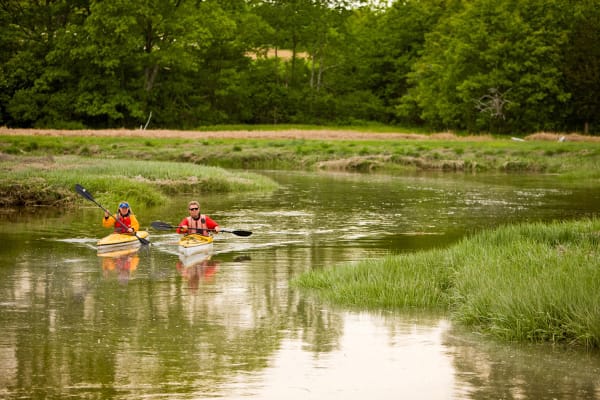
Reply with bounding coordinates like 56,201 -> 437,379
186,215 -> 208,236
114,214 -> 132,233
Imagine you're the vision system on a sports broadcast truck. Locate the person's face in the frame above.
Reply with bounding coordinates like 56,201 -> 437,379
119,206 -> 129,215
189,205 -> 199,215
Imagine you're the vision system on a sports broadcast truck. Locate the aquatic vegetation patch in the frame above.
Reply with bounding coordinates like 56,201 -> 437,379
293,218 -> 600,348
0,155 -> 278,207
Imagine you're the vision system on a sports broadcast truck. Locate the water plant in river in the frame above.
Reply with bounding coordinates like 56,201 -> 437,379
293,218 -> 600,348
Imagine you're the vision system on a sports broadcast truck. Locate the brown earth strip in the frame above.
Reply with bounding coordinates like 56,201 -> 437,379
0,127 -> 597,142
0,128 -> 484,141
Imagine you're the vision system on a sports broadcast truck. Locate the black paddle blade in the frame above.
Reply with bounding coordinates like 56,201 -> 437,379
151,221 -> 174,230
74,183 -> 95,202
135,233 -> 151,246
227,229 -> 252,237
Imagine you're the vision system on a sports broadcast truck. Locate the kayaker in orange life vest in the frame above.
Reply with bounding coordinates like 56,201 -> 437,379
176,200 -> 220,236
102,201 -> 140,233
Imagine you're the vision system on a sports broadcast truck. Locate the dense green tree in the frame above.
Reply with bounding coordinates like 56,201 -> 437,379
404,0 -> 571,133
562,0 -> 600,134
309,8 -> 384,123
173,1 -> 252,126
248,0 -> 363,124
364,0 -> 453,124
63,0 -> 220,128
0,0 -> 256,128
249,0 -> 314,87
0,0 -> 597,133
0,0 -> 88,127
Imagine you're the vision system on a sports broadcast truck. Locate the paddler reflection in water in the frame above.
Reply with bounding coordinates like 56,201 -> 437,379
176,257 -> 220,293
102,201 -> 140,233
101,251 -> 140,284
176,200 -> 220,236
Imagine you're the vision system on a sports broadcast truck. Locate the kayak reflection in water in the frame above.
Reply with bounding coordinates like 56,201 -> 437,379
100,250 -> 140,284
176,256 -> 220,293
103,201 -> 140,234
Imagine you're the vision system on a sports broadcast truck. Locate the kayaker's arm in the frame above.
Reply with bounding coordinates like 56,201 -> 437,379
102,214 -> 116,228
176,218 -> 189,234
130,215 -> 140,232
205,215 -> 220,234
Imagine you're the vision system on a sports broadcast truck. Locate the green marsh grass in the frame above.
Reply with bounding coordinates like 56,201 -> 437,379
293,249 -> 452,309
2,134 -> 600,178
293,218 -> 600,347
0,155 -> 278,206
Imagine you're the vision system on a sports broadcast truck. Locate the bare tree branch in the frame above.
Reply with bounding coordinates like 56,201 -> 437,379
474,88 -> 512,119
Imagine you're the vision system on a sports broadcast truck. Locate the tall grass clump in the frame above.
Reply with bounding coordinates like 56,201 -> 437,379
0,155 -> 278,206
449,219 -> 600,347
293,218 -> 600,347
293,248 -> 453,309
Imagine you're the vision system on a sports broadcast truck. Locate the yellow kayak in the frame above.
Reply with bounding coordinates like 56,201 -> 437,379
178,234 -> 213,256
97,231 -> 150,254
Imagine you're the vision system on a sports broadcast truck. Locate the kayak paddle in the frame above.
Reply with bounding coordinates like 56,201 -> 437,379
75,184 -> 150,245
151,220 -> 252,237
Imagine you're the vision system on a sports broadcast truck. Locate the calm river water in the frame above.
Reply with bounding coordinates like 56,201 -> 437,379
0,170 -> 599,399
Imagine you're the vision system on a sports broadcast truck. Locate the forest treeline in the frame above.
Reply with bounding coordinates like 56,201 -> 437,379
0,0 -> 598,134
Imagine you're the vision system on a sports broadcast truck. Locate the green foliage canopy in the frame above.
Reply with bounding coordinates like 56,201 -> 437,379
0,0 -> 598,134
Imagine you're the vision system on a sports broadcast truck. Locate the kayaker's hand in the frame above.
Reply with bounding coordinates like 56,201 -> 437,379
214,226 -> 220,234
128,227 -> 134,233
104,211 -> 109,219
180,226 -> 188,233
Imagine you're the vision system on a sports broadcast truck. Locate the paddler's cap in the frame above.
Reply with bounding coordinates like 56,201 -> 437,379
119,202 -> 130,209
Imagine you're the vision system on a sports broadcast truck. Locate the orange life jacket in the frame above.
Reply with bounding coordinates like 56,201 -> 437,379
114,214 -> 132,233
186,215 -> 209,236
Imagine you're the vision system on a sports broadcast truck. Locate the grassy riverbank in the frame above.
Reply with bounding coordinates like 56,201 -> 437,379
293,218 -> 600,348
0,154 -> 277,207
1,131 -> 600,176
2,129 -> 600,206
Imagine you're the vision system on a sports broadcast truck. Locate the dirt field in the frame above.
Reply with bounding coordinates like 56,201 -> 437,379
0,127 -> 484,141
0,127 -> 597,142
